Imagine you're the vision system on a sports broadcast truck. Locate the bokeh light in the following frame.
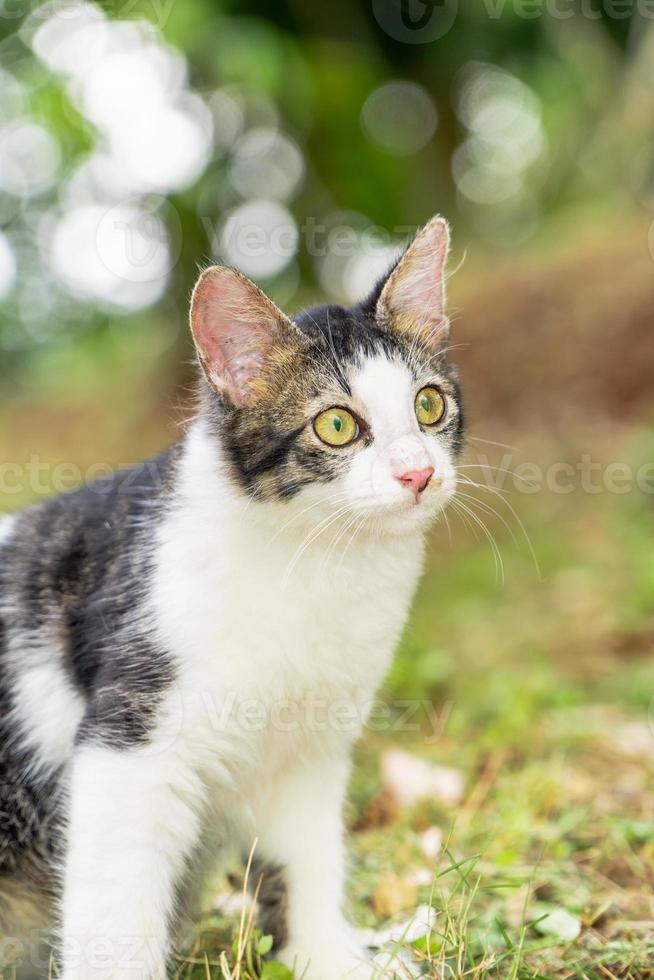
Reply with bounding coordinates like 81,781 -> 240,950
219,199 -> 299,279
48,202 -> 171,310
342,243 -> 400,305
29,1 -> 109,77
1,0 -> 649,364
0,233 -> 17,300
209,89 -> 246,155
0,119 -> 60,197
228,128 -> 305,202
361,81 -> 438,156
0,68 -> 27,123
0,0 -> 219,322
316,211 -> 401,304
33,9 -> 213,199
452,63 -> 547,245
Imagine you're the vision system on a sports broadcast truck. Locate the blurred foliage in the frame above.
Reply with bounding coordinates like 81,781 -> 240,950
1,0 -> 653,391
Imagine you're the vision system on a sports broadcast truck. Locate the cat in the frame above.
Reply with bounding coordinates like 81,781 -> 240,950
0,215 -> 464,980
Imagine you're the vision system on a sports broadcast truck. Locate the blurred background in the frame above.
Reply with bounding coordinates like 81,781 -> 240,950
1,0 -> 654,975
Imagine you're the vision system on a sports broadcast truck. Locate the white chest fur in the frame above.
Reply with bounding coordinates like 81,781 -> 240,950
149,428 -> 425,790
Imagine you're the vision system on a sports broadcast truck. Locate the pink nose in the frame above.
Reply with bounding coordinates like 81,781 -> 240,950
396,466 -> 434,498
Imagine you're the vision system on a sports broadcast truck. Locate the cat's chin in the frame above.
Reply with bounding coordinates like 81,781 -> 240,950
379,513 -> 436,537
369,499 -> 446,537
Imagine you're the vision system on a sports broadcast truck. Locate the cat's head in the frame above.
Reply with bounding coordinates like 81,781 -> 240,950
190,215 -> 463,535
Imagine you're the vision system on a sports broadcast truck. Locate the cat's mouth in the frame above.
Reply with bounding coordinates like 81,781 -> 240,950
364,481 -> 454,532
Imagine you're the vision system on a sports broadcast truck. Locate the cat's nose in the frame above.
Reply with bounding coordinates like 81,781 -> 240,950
396,466 -> 435,499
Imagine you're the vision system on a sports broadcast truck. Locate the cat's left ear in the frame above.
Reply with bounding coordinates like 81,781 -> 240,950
190,266 -> 298,407
377,215 -> 450,351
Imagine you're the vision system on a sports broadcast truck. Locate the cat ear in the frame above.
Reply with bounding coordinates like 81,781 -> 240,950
190,266 -> 295,407
377,216 -> 450,351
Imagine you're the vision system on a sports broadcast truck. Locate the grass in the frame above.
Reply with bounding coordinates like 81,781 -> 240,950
2,404 -> 653,978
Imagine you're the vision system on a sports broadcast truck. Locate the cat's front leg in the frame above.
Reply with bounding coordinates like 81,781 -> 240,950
255,754 -> 371,980
60,742 -> 203,980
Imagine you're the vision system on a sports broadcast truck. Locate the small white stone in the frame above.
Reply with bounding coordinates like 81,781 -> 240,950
534,907 -> 582,942
381,748 -> 464,807
420,826 -> 443,860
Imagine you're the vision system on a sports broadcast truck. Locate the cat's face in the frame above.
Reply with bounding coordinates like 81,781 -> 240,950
190,216 -> 463,535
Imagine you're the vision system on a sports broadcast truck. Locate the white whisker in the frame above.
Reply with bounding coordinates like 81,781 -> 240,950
282,503 -> 355,585
456,476 -> 541,579
451,496 -> 505,585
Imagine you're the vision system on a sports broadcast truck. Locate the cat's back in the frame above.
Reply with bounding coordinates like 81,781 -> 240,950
0,445 -> 182,758
0,445 -> 181,643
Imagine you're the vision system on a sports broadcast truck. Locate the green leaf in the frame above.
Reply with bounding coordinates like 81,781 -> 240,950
411,933 -> 442,955
260,961 -> 295,980
256,934 -> 274,956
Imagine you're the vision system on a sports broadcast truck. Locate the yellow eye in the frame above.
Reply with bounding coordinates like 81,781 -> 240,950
415,386 -> 446,427
313,407 -> 359,447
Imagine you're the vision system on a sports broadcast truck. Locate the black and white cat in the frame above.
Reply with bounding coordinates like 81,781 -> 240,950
0,216 -> 464,979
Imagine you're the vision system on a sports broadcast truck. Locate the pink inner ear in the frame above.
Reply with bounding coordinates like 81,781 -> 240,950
191,268 -> 286,407
381,217 -> 450,329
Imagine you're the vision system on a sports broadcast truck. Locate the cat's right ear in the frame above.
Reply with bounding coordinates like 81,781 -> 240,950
376,216 -> 450,352
190,266 -> 295,408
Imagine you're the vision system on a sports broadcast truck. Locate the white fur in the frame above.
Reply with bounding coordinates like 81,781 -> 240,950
343,354 -> 456,532
60,354 -> 457,980
1,513 -> 86,775
0,514 -> 16,547
11,657 -> 85,773
61,746 -> 203,980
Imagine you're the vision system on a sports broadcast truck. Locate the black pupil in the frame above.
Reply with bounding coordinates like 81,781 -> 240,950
333,415 -> 342,432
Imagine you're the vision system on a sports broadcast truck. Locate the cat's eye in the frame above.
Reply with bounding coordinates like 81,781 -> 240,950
415,386 -> 446,427
313,407 -> 359,447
